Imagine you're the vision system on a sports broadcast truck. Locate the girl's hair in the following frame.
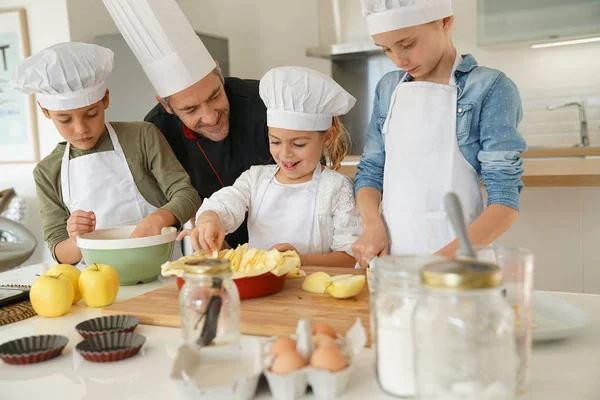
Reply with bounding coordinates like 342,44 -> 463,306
325,116 -> 350,171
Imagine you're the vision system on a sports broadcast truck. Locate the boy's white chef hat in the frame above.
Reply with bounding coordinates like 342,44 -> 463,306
102,0 -> 216,98
9,42 -> 113,111
260,66 -> 356,131
361,0 -> 453,35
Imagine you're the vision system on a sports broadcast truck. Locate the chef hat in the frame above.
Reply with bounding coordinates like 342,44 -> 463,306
361,0 -> 453,35
9,42 -> 113,111
260,67 -> 356,131
102,0 -> 216,98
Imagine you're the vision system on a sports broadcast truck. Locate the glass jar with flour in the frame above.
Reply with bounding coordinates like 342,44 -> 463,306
414,260 -> 517,400
371,255 -> 442,398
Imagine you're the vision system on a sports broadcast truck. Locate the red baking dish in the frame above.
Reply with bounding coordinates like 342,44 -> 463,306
176,272 -> 287,300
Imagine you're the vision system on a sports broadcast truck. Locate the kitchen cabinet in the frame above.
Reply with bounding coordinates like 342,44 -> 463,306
477,0 -> 600,47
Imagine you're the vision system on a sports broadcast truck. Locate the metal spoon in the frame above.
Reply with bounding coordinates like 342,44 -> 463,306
444,192 -> 476,259
445,192 -> 506,297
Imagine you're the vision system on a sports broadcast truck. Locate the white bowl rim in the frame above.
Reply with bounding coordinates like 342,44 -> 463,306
76,226 -> 177,250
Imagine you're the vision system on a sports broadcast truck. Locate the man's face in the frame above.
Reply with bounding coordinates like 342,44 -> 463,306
162,71 -> 230,141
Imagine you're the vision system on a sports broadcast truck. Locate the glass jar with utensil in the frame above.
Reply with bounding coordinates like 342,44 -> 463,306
179,259 -> 241,347
414,259 -> 517,400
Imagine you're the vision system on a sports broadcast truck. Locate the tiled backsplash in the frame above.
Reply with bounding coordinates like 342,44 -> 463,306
519,86 -> 600,147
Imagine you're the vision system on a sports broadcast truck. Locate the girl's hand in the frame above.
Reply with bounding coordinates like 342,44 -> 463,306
271,243 -> 300,253
181,211 -> 225,254
271,243 -> 304,264
352,220 -> 389,268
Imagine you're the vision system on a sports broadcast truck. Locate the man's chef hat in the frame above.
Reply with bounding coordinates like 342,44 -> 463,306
102,0 -> 216,98
260,66 -> 356,131
360,0 -> 453,35
10,42 -> 113,111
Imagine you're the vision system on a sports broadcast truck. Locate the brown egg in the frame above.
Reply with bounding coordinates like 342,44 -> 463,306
312,322 -> 337,338
310,346 -> 348,372
271,350 -> 307,374
312,333 -> 338,349
270,336 -> 297,356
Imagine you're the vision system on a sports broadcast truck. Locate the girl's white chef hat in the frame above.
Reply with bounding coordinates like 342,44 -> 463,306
260,66 -> 356,131
10,42 -> 113,111
361,0 -> 453,35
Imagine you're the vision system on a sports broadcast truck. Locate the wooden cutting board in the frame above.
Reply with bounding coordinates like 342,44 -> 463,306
102,266 -> 371,344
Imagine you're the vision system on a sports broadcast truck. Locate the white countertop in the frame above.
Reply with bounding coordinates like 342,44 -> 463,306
1,264 -> 599,400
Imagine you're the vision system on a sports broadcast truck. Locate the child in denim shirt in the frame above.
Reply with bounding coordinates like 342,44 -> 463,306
353,0 -> 527,265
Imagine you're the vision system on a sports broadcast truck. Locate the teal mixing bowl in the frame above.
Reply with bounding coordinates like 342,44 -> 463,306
77,226 -> 177,286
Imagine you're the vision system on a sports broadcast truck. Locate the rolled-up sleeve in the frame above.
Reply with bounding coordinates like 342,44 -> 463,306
354,79 -> 387,195
478,73 -> 527,211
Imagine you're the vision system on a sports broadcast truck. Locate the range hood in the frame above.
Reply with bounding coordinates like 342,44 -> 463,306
306,0 -> 380,59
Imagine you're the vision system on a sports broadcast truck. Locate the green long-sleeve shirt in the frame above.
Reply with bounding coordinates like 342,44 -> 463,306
33,121 -> 201,260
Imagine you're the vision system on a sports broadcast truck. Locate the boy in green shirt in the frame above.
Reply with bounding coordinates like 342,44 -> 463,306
10,42 -> 200,265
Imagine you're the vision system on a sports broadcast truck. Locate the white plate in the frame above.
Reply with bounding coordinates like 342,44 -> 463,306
505,285 -> 590,342
531,292 -> 591,342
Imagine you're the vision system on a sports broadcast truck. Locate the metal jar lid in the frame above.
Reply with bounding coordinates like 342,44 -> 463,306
420,259 -> 502,290
182,258 -> 231,276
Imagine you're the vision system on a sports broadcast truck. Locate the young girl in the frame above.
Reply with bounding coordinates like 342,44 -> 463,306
353,0 -> 527,266
10,42 -> 200,265
180,66 -> 361,267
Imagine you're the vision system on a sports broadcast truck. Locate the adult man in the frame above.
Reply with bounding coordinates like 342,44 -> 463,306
103,0 -> 272,247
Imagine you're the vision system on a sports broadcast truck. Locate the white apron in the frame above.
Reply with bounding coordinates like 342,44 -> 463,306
381,56 -> 484,255
61,122 -> 182,263
248,165 -> 321,253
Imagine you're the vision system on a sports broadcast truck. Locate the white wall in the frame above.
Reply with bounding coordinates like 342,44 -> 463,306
1,0 -> 71,266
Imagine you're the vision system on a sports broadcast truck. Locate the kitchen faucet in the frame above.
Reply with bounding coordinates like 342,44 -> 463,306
546,101 -> 590,147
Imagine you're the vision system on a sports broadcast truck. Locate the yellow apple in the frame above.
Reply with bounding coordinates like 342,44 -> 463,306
301,272 -> 331,293
79,264 -> 120,308
30,274 -> 74,317
325,275 -> 366,299
326,274 -> 354,283
46,264 -> 81,304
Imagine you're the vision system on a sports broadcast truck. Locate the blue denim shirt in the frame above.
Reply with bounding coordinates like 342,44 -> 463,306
354,54 -> 527,211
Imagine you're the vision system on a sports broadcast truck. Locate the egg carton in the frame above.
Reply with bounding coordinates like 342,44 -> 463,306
169,319 -> 366,400
263,318 -> 367,400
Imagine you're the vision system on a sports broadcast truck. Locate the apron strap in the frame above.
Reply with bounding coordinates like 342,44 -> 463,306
105,122 -> 125,156
249,166 -> 279,225
60,142 -> 72,204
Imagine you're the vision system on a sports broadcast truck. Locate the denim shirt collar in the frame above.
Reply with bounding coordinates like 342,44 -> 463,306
456,54 -> 478,74
403,53 -> 478,82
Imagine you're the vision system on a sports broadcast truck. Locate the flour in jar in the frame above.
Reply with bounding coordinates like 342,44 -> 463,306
376,298 -> 416,397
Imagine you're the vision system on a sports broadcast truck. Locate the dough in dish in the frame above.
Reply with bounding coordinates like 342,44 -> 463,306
161,243 -> 304,279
